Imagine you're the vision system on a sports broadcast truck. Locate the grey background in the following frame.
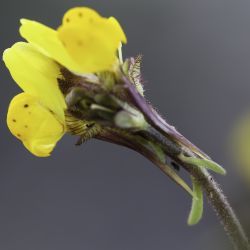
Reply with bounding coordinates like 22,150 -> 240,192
0,0 -> 250,249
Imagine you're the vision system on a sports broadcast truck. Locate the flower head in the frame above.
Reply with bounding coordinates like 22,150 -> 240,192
4,7 -> 127,157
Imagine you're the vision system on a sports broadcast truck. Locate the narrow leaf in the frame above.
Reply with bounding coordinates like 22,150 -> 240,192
179,155 -> 226,175
157,161 -> 194,197
147,141 -> 166,164
188,177 -> 204,225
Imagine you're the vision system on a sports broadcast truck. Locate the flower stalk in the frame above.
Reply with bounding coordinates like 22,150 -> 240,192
96,102 -> 250,250
120,76 -> 250,250
58,60 -> 250,249
61,63 -> 250,248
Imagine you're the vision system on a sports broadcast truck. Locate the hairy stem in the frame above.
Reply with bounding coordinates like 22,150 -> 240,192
183,164 -> 249,250
97,127 -> 249,249
121,76 -> 250,249
147,122 -> 249,250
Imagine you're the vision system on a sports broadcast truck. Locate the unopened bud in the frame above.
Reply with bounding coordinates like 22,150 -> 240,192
114,110 -> 147,130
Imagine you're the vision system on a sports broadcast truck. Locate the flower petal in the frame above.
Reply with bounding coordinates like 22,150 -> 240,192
57,7 -> 127,72
108,17 -> 127,44
62,7 -> 101,25
3,42 -> 66,123
19,7 -> 127,73
57,23 -> 118,72
7,93 -> 65,157
20,18 -> 84,73
61,7 -> 126,43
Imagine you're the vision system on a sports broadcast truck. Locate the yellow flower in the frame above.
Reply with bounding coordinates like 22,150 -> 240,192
19,7 -> 127,73
3,42 -> 66,157
3,7 -> 127,157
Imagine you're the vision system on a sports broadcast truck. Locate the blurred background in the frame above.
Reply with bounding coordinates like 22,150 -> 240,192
1,0 -> 250,249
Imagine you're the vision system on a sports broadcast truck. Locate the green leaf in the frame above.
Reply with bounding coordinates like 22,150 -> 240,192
188,177 -> 204,225
179,155 -> 226,175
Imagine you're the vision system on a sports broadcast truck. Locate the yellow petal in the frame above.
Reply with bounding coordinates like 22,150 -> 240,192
108,17 -> 127,44
3,42 -> 66,123
58,7 -> 127,72
19,7 -> 127,73
19,19 -> 83,73
7,93 -> 65,157
61,7 -> 126,43
62,7 -> 101,25
57,23 -> 117,72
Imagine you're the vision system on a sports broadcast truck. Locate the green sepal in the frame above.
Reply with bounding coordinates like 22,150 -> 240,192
157,161 -> 195,197
147,141 -> 166,164
188,177 -> 204,225
179,155 -> 226,175
136,138 -> 194,197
